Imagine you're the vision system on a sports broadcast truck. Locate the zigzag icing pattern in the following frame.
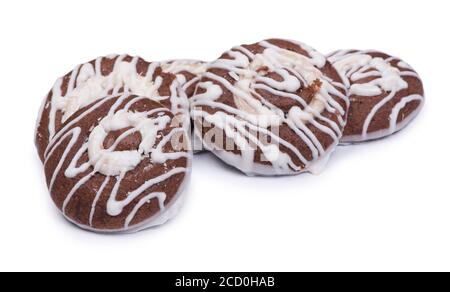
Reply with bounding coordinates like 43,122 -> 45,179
44,94 -> 191,233
191,39 -> 349,176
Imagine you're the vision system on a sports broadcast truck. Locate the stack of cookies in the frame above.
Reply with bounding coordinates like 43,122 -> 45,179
35,39 -> 424,233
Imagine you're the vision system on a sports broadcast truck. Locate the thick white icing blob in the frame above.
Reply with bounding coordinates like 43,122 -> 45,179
88,110 -> 171,176
329,50 -> 424,142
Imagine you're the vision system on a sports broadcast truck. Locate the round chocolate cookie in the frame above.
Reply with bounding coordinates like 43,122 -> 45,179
35,54 -> 189,162
161,60 -> 209,153
43,93 -> 191,233
191,39 -> 349,176
161,59 -> 207,98
328,50 -> 424,143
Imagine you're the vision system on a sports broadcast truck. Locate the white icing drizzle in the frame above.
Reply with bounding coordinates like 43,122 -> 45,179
125,192 -> 166,228
87,110 -> 171,176
161,59 -> 207,94
44,94 -> 190,231
89,176 -> 110,226
159,60 -> 209,153
328,50 -> 424,140
109,167 -> 186,218
389,94 -> 423,133
46,127 -> 82,192
42,55 -> 188,143
191,40 -> 348,176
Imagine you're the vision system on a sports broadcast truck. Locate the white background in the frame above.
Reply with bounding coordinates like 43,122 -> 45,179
0,0 -> 448,272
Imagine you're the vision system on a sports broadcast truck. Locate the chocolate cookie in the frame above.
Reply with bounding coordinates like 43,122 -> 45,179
191,39 -> 349,176
43,93 -> 191,233
328,50 -> 424,143
35,55 -> 189,162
